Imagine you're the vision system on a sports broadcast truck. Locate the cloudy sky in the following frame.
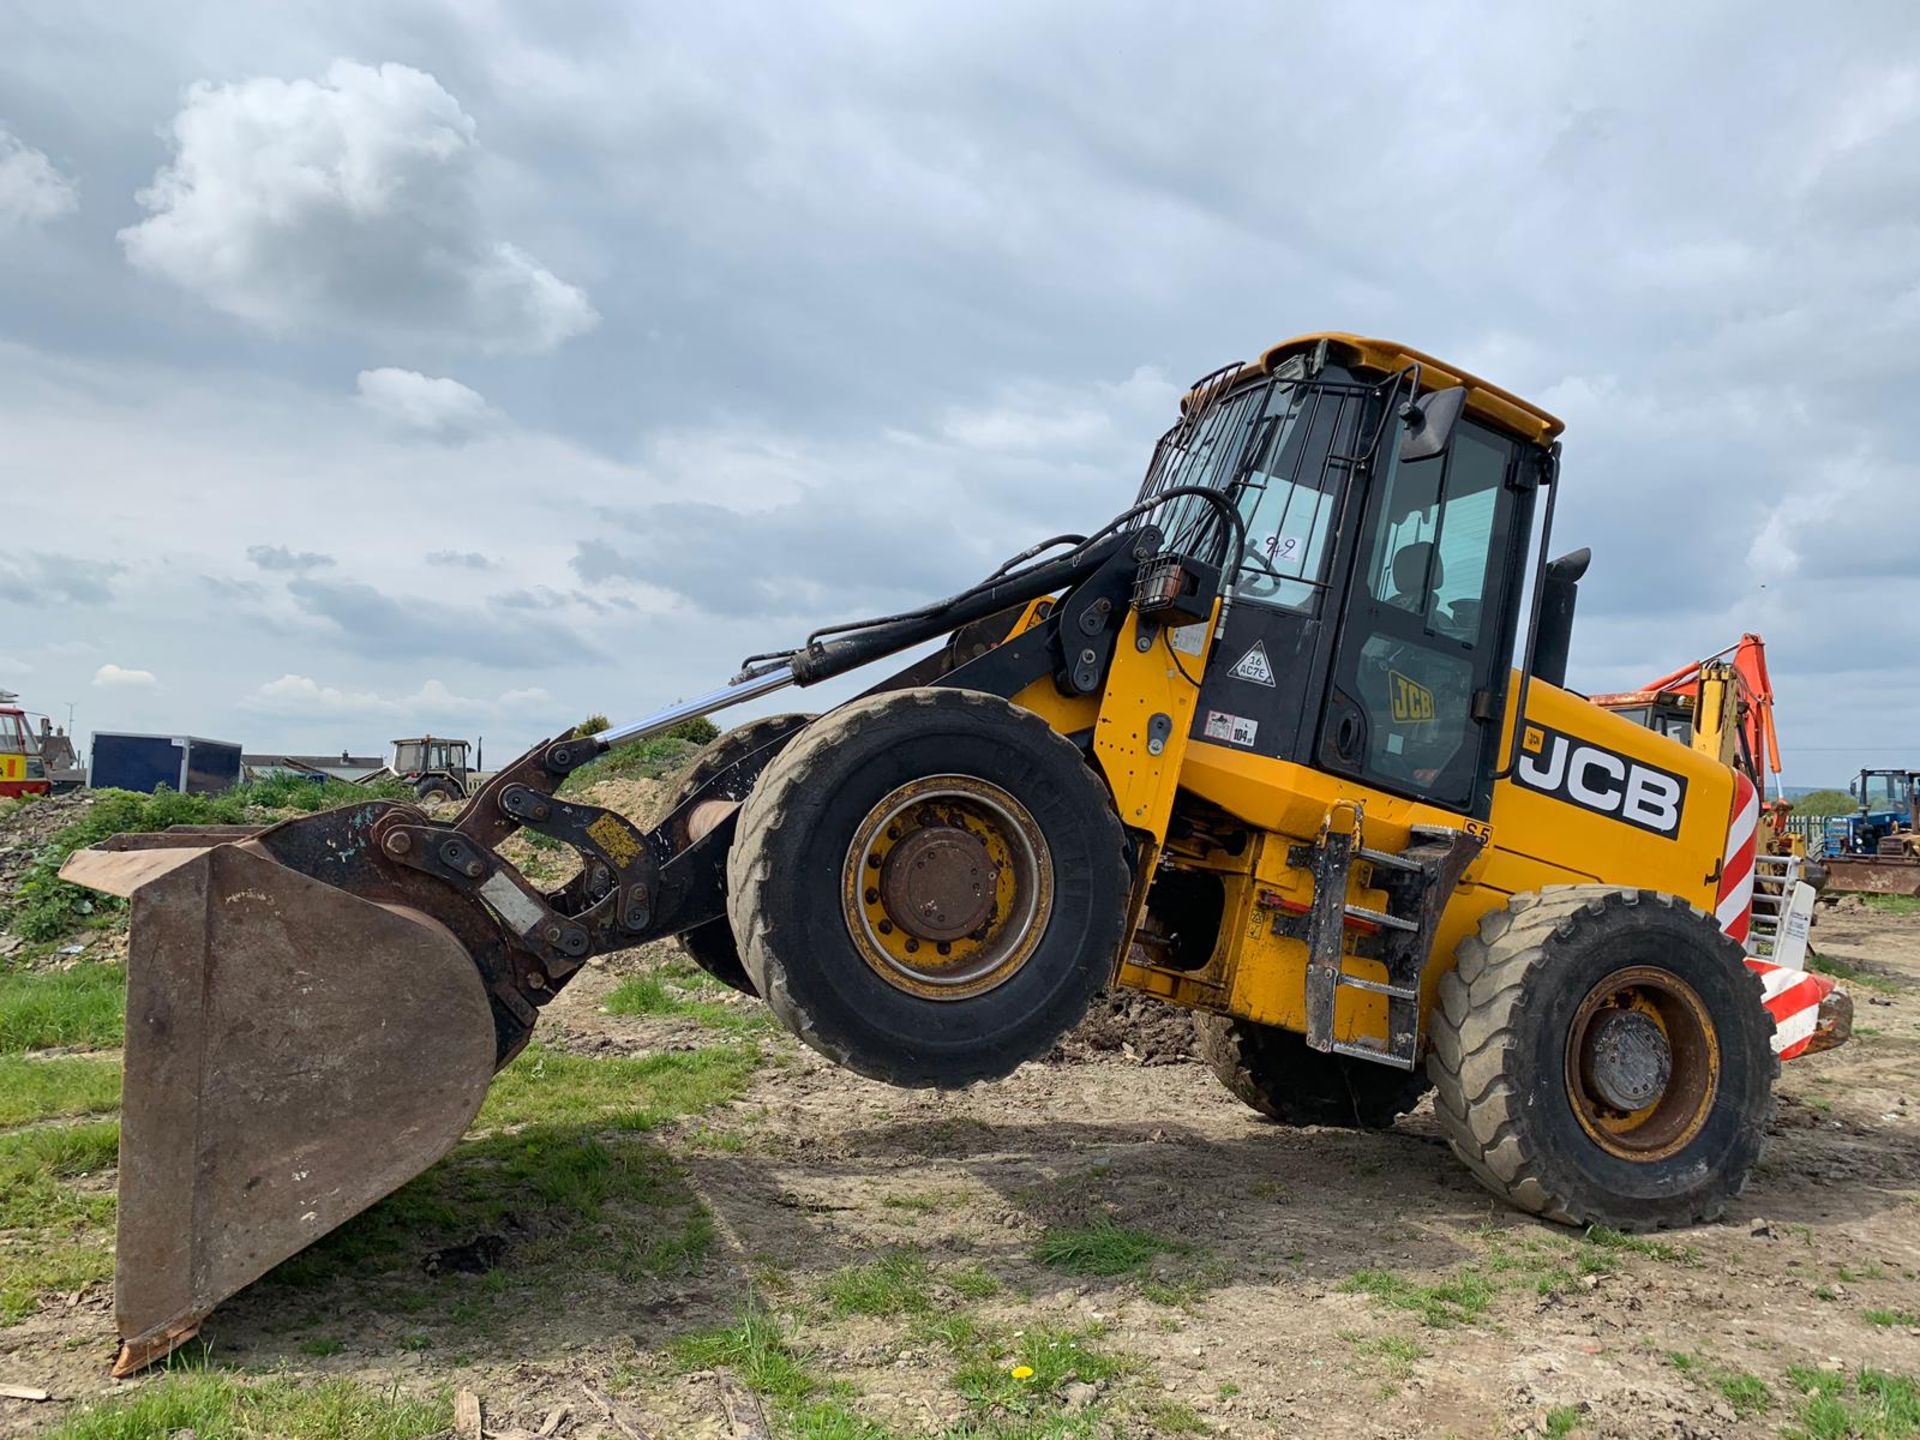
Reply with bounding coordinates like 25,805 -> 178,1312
1,3 -> 1915,784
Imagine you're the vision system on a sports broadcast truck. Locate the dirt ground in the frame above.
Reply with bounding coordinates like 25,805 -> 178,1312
1,787 -> 1916,1437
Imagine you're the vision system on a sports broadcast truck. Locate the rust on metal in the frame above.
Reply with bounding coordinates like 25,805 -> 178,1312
880,826 -> 997,941
1820,854 -> 1920,897
110,841 -> 497,1372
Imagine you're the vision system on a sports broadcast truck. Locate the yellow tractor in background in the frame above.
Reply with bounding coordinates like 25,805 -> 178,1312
66,333 -> 1829,1375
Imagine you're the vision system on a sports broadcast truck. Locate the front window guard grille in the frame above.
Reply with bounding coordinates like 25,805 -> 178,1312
1133,358 -> 1412,602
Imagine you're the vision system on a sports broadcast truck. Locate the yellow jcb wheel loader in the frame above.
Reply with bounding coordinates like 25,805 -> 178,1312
65,332 -> 1829,1375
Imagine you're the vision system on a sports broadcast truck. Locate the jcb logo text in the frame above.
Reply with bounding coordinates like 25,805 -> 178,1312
1513,725 -> 1687,836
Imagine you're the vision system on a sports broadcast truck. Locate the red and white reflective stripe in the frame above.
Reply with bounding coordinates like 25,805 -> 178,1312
1746,956 -> 1830,1060
1716,772 -> 1759,945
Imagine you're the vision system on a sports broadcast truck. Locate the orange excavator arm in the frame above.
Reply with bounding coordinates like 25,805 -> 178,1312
1640,633 -> 1780,784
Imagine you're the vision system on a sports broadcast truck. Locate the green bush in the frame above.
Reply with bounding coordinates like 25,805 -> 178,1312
1792,789 -> 1858,817
573,713 -> 611,737
665,716 -> 719,745
4,777 -> 411,944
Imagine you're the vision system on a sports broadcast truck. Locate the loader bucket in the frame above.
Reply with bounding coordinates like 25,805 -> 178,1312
60,838 -> 499,1376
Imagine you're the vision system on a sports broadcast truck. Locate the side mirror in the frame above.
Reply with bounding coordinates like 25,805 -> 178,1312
1530,547 -> 1592,689
1848,781 -> 1857,797
1398,386 -> 1468,463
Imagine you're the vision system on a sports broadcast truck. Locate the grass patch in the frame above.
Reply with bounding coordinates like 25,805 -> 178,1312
1582,1225 -> 1698,1265
265,1044 -> 757,1302
1809,951 -> 1899,993
557,733 -> 706,795
1866,1308 -> 1920,1327
0,1120 -> 121,1323
1341,1330 -> 1428,1379
1667,1350 -> 1773,1417
1338,1267 -> 1493,1329
951,1322 -> 1127,1411
1033,1219 -> 1181,1277
50,1370 -> 448,1439
673,1303 -> 821,1407
267,1121 -> 713,1297
1718,1371 -> 1773,1419
0,1053 -> 121,1125
1544,1405 -> 1581,1438
478,1040 -> 760,1129
1139,1398 -> 1208,1434
824,1251 -> 933,1318
1786,1366 -> 1920,1439
881,1191 -> 947,1214
602,963 -> 773,1035
1864,895 -> 1920,918
0,964 -> 125,1053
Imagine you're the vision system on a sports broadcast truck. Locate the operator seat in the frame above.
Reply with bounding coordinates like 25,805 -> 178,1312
1387,541 -> 1442,616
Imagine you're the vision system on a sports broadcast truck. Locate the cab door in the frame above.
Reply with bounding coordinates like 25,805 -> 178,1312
1318,419 -> 1529,818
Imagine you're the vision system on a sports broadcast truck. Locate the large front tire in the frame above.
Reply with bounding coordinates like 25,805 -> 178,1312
1427,887 -> 1776,1231
727,688 -> 1129,1088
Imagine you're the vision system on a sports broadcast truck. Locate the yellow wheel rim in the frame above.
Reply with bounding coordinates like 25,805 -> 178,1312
840,775 -> 1053,1000
1566,965 -> 1721,1162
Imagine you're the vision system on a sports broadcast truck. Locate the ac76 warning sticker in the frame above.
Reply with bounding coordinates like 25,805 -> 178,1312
1203,710 -> 1259,747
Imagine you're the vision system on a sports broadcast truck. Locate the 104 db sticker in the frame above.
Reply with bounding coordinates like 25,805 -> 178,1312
1204,710 -> 1259,748
1514,723 -> 1687,836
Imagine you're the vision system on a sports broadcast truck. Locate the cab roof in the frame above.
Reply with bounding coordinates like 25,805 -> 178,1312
1208,332 -> 1564,445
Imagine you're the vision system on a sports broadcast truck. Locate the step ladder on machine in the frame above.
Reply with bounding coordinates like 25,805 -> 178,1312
1268,805 -> 1485,1070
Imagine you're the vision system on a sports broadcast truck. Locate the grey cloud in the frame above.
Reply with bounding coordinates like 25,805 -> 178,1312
247,545 -> 336,574
287,577 -> 598,670
426,550 -> 502,571
491,584 -> 634,616
573,498 -> 989,622
200,574 -> 266,600
0,552 -> 123,605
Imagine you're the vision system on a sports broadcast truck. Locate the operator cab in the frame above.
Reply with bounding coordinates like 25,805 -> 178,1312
393,736 -> 469,777
1139,334 -> 1563,821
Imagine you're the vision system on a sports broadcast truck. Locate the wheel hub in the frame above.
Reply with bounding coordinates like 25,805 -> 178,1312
1584,1009 -> 1671,1112
1565,965 -> 1720,1162
841,775 -> 1053,1000
880,826 -> 997,941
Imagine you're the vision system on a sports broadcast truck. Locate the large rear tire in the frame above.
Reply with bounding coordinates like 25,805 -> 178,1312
1427,887 -> 1776,1231
727,688 -> 1129,1088
669,714 -> 814,995
1197,1014 -> 1430,1128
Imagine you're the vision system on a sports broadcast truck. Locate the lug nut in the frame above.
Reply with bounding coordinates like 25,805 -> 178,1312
865,887 -> 880,904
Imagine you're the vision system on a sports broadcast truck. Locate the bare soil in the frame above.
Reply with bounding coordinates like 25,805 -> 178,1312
2,793 -> 1917,1436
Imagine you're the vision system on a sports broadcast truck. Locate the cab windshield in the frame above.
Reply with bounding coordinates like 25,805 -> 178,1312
1137,359 -> 1383,615
1861,772 -> 1914,811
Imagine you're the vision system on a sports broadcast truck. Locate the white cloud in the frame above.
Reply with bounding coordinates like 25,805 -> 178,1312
356,367 -> 495,440
245,674 -> 562,726
120,60 -> 598,352
0,128 -> 78,228
93,663 -> 158,689
0,656 -> 34,678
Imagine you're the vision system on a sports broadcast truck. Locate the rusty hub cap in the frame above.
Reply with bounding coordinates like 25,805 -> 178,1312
1566,965 -> 1720,1161
842,775 -> 1052,1000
